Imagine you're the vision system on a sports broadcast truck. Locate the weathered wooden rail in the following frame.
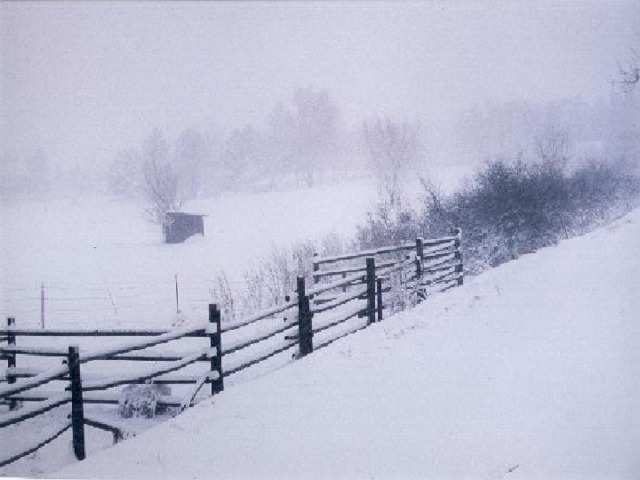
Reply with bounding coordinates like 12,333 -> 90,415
307,229 -> 463,351
0,230 -> 463,468
0,319 -> 221,467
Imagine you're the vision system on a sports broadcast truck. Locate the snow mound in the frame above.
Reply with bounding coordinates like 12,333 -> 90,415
117,384 -> 172,419
55,209 -> 640,479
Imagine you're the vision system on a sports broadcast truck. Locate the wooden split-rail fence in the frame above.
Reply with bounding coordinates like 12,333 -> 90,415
0,230 -> 463,468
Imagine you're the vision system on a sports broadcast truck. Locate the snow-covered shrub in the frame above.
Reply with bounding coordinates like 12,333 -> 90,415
567,157 -> 640,233
362,117 -> 422,208
118,383 -> 172,419
210,235 -> 347,322
244,241 -> 315,309
140,129 -> 184,224
355,199 -> 419,250
242,266 -> 266,313
262,247 -> 298,306
209,272 -> 236,323
318,232 -> 348,258
418,156 -> 640,275
354,154 -> 639,285
385,267 -> 419,314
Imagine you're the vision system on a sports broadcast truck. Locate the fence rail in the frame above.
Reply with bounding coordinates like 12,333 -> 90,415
0,229 -> 463,469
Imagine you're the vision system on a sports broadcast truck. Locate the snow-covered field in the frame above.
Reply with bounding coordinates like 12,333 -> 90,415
1,172 -> 478,478
1,168 -> 471,329
0,181 -> 378,328
46,207 -> 640,479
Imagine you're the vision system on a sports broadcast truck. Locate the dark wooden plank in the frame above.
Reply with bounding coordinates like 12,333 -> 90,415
366,257 -> 376,325
209,304 -> 224,394
306,272 -> 365,297
222,322 -> 296,356
310,288 -> 366,315
0,328 -> 206,337
312,306 -> 365,335
313,243 -> 415,266
224,341 -> 297,377
0,393 -> 71,428
82,349 -> 212,391
68,346 -> 86,460
297,277 -> 313,357
6,317 -> 16,410
0,364 -> 68,398
314,322 -> 369,352
221,300 -> 297,334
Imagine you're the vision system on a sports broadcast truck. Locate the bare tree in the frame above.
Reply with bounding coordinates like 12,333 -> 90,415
362,117 -> 421,207
222,125 -> 260,189
291,87 -> 339,186
265,88 -> 340,187
140,129 -> 183,224
210,271 -> 236,323
174,127 -> 210,198
618,48 -> 640,92
108,148 -> 142,195
534,121 -> 572,169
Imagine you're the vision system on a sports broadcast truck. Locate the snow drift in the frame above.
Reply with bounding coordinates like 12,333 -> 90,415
51,208 -> 640,479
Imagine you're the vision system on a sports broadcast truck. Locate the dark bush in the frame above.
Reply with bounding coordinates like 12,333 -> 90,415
425,156 -> 638,273
567,157 -> 640,232
358,156 -> 640,276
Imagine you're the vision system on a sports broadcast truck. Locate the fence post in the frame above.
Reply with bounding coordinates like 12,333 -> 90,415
296,276 -> 313,357
376,278 -> 383,321
208,304 -> 224,394
6,317 -> 17,410
454,251 -> 464,286
416,237 -> 424,278
415,237 -> 425,301
312,254 -> 320,284
67,346 -> 85,461
365,257 -> 376,325
453,228 -> 464,286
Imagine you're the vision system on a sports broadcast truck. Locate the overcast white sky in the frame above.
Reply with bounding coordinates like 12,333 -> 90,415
1,0 -> 639,167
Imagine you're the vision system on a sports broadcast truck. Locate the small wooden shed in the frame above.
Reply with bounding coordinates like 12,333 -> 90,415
164,212 -> 205,244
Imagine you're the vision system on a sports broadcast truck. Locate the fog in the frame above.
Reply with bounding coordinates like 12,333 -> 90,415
1,0 -> 639,194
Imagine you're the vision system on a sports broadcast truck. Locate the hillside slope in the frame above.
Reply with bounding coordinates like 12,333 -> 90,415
56,210 -> 640,480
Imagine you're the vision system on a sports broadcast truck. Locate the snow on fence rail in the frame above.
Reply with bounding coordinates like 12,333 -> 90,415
307,229 -> 463,350
0,318 -> 223,468
0,229 -> 464,469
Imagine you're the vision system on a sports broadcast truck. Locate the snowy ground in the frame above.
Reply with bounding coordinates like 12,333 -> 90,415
1,172 -> 477,478
49,207 -> 640,479
0,168 -> 471,329
0,180 -> 378,328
